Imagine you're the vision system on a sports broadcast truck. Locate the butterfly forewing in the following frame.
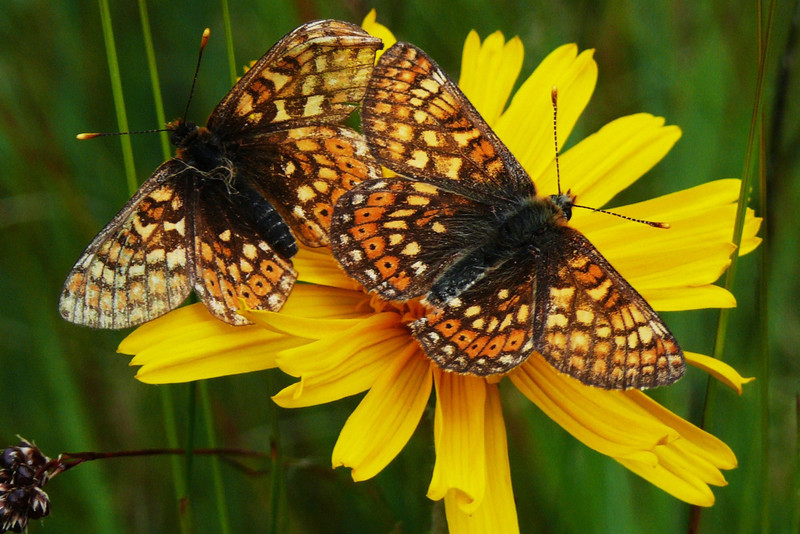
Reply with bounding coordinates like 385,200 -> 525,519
533,227 -> 684,389
61,20 -> 382,329
331,178 -> 494,300
332,41 -> 685,389
209,20 -> 382,137
60,160 -> 193,329
361,42 -> 534,201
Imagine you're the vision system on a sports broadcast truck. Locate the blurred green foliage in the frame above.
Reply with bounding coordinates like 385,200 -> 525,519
0,0 -> 797,532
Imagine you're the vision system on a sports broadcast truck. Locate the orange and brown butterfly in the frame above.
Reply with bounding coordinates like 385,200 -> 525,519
59,20 -> 383,329
330,42 -> 684,390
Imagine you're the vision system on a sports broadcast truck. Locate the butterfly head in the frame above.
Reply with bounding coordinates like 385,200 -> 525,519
548,190 -> 577,222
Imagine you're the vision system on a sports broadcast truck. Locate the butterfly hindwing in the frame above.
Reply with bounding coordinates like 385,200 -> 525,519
239,124 -> 382,247
192,179 -> 297,325
361,41 -> 535,201
533,226 -> 685,389
331,177 -> 494,301
60,160 -> 193,329
411,257 -> 537,375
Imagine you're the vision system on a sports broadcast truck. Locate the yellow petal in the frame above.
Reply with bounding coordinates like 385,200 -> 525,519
458,31 -> 523,127
272,331 -> 409,407
636,286 -> 736,311
444,384 -> 519,534
616,456 -> 716,506
293,244 -> 360,290
685,352 -> 754,394
495,44 -> 597,182
119,304 -> 301,383
427,370 -> 487,513
624,390 -> 738,469
361,9 -> 395,59
332,345 -> 432,481
539,114 -> 681,206
509,354 -> 679,459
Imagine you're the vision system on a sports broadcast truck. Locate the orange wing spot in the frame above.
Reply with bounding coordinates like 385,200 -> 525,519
568,356 -> 586,371
200,241 -> 214,262
368,192 -> 396,206
434,319 -> 461,337
260,260 -> 285,284
295,139 -> 320,152
66,272 -> 85,293
465,336 -> 490,358
350,222 -> 379,241
451,329 -> 479,350
375,255 -> 400,279
354,207 -> 386,224
480,335 -> 507,357
312,153 -> 334,167
247,274 -> 272,297
202,268 -> 222,298
362,236 -> 386,259
324,137 -> 354,156
503,329 -> 526,351
388,273 -> 411,292
591,359 -> 608,376
337,156 -> 368,178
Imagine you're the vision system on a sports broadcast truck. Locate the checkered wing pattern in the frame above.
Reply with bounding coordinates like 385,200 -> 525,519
533,227 -> 685,389
239,125 -> 381,247
361,41 -> 535,201
411,261 -> 537,375
330,177 -> 493,300
191,179 -> 297,325
59,160 -> 193,329
208,20 -> 383,137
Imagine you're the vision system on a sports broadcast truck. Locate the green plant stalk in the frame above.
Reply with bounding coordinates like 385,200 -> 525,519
137,0 -> 171,159
221,0 -> 237,85
701,0 -> 775,425
97,0 -> 137,193
199,381 -> 232,534
759,87 -> 770,534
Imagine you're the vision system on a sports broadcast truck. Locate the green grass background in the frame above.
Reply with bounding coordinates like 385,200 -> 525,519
0,0 -> 797,532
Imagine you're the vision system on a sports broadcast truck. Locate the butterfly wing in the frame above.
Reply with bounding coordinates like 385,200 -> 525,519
59,160 -> 193,329
410,255 -> 538,375
331,177 -> 494,300
237,124 -> 381,248
191,178 -> 297,325
207,19 -> 382,138
532,226 -> 685,389
361,41 -> 535,201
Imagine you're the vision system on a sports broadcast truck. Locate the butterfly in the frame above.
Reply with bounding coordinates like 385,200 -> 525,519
59,20 -> 383,329
330,42 -> 685,389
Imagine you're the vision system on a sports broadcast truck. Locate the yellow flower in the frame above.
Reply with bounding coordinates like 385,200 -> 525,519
120,12 -> 760,533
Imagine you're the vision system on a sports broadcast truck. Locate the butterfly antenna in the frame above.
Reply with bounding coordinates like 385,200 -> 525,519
550,87 -> 669,229
76,128 -> 170,140
551,87 -> 563,195
183,28 -> 211,121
